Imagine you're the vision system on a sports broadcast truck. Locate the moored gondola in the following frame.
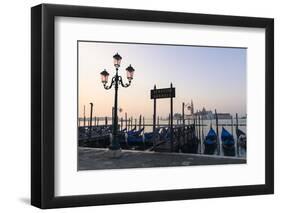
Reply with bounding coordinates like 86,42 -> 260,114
126,128 -> 144,143
203,127 -> 217,154
236,128 -> 246,149
221,127 -> 235,156
127,127 -> 143,136
180,126 -> 199,154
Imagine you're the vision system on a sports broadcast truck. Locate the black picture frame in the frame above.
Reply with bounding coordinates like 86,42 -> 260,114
31,3 -> 274,209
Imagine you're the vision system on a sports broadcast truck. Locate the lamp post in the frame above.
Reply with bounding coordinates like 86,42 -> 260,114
100,53 -> 135,150
111,107 -> 123,131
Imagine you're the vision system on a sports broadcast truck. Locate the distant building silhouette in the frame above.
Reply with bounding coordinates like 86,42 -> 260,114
185,100 -> 232,120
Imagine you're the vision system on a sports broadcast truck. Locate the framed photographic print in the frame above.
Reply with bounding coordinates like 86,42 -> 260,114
31,4 -> 274,209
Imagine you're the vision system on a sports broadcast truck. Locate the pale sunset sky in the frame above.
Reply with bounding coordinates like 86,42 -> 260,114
78,41 -> 246,119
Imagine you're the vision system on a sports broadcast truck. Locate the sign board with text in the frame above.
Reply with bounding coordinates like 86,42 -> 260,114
150,88 -> 176,99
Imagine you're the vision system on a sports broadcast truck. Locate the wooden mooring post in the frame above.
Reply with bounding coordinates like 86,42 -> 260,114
201,116 -> 204,153
236,113 -> 239,157
231,116 -> 234,135
168,114 -> 171,126
125,112 -> 128,130
193,115 -> 196,137
139,115 -> 142,130
182,102 -> 186,143
215,109 -> 220,155
196,111 -> 199,138
157,116 -> 160,128
83,105 -> 86,127
182,102 -> 185,127
152,85 -> 157,150
198,115 -> 201,154
170,83 -> 174,153
89,102 -> 93,137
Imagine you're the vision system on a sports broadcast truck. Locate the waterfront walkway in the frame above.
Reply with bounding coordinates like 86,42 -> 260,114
78,147 -> 246,170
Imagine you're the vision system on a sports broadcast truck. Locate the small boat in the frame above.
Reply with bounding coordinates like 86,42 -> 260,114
181,126 -> 199,154
127,127 -> 143,137
127,134 -> 144,145
236,128 -> 246,149
158,127 -> 168,141
221,127 -> 235,156
143,132 -> 154,146
204,127 -> 217,154
126,128 -> 145,146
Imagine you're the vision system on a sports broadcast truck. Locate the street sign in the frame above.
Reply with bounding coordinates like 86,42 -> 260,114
150,87 -> 175,99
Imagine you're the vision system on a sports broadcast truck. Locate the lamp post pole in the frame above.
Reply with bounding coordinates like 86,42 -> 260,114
112,68 -> 119,150
100,53 -> 135,151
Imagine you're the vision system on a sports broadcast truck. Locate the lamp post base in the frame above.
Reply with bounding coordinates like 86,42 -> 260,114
109,136 -> 121,151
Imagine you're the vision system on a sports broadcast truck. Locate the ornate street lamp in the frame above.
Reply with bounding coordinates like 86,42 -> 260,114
100,69 -> 109,84
100,53 -> 135,151
126,64 -> 135,81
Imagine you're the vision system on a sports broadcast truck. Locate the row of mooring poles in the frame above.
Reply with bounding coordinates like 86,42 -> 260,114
194,110 -> 242,157
214,111 -> 241,157
82,101 -> 244,156
116,115 -> 143,131
117,114 -> 145,131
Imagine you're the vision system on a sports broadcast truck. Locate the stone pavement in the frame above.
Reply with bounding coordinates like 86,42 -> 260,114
78,147 -> 246,170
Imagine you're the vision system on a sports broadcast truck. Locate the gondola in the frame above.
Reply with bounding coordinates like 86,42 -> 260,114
127,126 -> 136,133
127,135 -> 144,145
143,132 -> 154,146
181,126 -> 199,154
236,128 -> 246,149
204,127 -> 217,154
221,127 -> 235,156
126,128 -> 145,146
127,127 -> 143,137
